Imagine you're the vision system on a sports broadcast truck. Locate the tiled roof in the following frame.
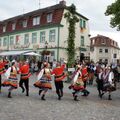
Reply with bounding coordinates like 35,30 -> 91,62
90,34 -> 119,49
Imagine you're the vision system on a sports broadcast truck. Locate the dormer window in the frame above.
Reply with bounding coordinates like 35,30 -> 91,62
23,20 -> 27,28
3,25 -> 6,32
47,13 -> 52,23
12,23 -> 16,30
33,16 -> 40,26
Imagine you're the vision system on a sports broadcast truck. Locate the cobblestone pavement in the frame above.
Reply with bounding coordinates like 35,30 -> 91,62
0,74 -> 120,120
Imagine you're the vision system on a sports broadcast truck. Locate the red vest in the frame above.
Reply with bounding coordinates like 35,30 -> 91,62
20,64 -> 31,79
82,67 -> 88,81
52,64 -> 66,82
0,62 -> 5,75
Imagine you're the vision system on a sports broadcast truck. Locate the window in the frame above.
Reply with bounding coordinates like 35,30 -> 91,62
32,33 -> 37,43
99,49 -> 102,53
23,20 -> 27,28
0,38 -> 2,46
83,20 -> 86,28
81,36 -> 84,46
10,36 -> 14,46
49,30 -> 56,42
92,39 -> 95,45
80,19 -> 82,28
3,37 -> 7,46
40,31 -> 45,43
105,59 -> 108,63
12,23 -> 16,30
16,35 -> 20,45
113,54 -> 117,58
3,26 -> 6,32
105,49 -> 108,53
24,34 -> 29,44
47,13 -> 52,23
33,16 -> 40,26
80,19 -> 86,28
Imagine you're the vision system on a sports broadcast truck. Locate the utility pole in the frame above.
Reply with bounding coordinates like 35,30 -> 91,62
39,0 -> 41,9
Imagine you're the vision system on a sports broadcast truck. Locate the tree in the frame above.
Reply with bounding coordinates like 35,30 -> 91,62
105,0 -> 120,31
64,4 -> 79,67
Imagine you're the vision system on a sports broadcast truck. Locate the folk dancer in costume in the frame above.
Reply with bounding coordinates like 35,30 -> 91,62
81,64 -> 90,96
2,61 -> 19,98
100,67 -> 116,100
51,61 -> 66,100
19,61 -> 31,96
69,65 -> 84,101
96,67 -> 104,98
34,62 -> 52,100
0,59 -> 6,93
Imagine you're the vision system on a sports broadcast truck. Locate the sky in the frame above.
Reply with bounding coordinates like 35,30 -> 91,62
0,0 -> 120,46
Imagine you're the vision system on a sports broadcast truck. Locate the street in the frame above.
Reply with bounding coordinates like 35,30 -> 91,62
0,74 -> 120,120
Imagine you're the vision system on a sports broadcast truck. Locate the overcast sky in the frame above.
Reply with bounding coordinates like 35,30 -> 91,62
0,0 -> 119,46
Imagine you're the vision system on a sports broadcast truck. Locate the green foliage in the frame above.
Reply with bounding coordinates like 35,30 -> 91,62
64,4 -> 79,67
105,0 -> 120,30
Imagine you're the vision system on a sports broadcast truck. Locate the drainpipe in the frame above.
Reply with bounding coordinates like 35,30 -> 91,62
57,27 -> 60,61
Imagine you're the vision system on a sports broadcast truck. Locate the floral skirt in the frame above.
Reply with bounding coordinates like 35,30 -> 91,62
2,80 -> 18,88
34,80 -> 52,89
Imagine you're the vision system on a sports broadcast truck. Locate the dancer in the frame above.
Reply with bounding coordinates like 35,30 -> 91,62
69,65 -> 84,101
101,67 -> 116,100
19,61 -> 31,96
51,61 -> 66,100
34,62 -> 52,100
0,58 -> 5,93
2,61 -> 19,98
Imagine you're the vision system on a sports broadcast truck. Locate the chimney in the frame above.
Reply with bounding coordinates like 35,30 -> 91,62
59,0 -> 66,6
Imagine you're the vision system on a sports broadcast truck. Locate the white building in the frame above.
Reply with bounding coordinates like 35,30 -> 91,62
0,1 -> 90,62
90,35 -> 120,64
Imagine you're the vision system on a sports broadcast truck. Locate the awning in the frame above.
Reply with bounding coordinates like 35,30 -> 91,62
0,50 -> 32,56
23,52 -> 41,56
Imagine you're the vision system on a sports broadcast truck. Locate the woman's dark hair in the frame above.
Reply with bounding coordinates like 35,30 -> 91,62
12,62 -> 15,66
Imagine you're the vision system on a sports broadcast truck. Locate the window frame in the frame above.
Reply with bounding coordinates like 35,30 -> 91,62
49,29 -> 56,42
40,31 -> 45,43
32,32 -> 37,44
33,16 -> 40,26
24,34 -> 29,44
47,13 -> 53,23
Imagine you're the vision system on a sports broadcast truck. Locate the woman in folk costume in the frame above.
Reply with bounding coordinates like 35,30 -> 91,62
0,58 -> 6,93
100,67 -> 116,100
19,61 -> 31,96
69,65 -> 84,101
34,62 -> 52,100
51,61 -> 66,100
2,61 -> 19,98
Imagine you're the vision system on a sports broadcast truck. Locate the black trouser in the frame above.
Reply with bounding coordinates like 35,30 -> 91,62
54,81 -> 63,97
0,75 -> 1,92
83,81 -> 89,95
19,78 -> 29,95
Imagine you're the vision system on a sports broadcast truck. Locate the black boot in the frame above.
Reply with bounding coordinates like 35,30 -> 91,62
108,95 -> 112,100
74,95 -> 79,101
58,95 -> 61,100
41,94 -> 46,100
26,90 -> 29,96
22,88 -> 25,93
8,92 -> 12,98
39,89 -> 42,96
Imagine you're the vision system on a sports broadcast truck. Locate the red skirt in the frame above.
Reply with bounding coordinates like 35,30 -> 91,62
34,81 -> 52,89
2,80 -> 18,88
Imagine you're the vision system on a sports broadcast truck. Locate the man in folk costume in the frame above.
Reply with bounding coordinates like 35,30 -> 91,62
101,67 -> 116,100
69,65 -> 84,101
0,58 -> 6,93
34,62 -> 52,100
81,63 -> 90,96
19,61 -> 31,96
2,61 -> 19,98
51,61 -> 66,100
